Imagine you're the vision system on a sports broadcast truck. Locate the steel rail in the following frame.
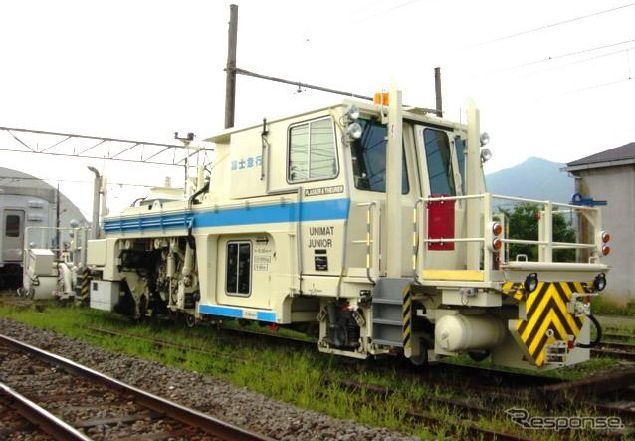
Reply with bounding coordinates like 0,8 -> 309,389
592,341 -> 635,362
0,381 -> 93,441
0,333 -> 274,441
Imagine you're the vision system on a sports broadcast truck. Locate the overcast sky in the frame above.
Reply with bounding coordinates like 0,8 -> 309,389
0,0 -> 633,218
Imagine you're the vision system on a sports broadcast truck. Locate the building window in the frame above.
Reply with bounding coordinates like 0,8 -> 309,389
288,117 -> 338,182
424,128 -> 455,196
5,215 -> 20,238
226,241 -> 251,296
351,118 -> 409,194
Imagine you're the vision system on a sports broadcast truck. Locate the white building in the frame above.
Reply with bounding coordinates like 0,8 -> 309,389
565,143 -> 635,305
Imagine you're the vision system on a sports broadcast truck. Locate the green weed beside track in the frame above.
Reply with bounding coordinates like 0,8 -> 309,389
0,301 -> 631,440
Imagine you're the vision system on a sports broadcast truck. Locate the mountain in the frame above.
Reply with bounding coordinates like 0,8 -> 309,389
485,157 -> 573,204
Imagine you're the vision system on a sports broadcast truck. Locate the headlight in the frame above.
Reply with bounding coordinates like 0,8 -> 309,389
524,273 -> 538,293
346,122 -> 362,140
480,148 -> 493,163
594,273 -> 607,292
480,132 -> 490,146
345,104 -> 360,121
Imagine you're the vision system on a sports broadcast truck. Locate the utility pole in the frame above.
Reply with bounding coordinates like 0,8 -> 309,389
88,167 -> 101,240
55,183 -> 61,256
224,4 -> 238,129
434,67 -> 443,117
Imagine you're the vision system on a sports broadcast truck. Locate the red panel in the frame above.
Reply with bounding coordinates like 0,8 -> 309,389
427,195 -> 455,251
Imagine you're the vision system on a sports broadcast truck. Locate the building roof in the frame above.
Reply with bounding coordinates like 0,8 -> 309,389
565,142 -> 635,172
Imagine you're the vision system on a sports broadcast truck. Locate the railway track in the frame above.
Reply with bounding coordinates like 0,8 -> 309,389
0,333 -> 273,441
329,377 -> 526,441
7,316 -> 635,440
85,325 -> 614,440
593,341 -> 635,362
330,377 -> 633,441
164,324 -> 635,436
1,382 -> 90,441
83,324 -> 561,389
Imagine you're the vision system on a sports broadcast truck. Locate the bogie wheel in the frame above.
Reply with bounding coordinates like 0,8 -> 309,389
468,349 -> 491,362
185,314 -> 196,328
409,352 -> 428,367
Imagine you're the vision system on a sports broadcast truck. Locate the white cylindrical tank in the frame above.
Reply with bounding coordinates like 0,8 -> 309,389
435,314 -> 506,352
58,262 -> 74,295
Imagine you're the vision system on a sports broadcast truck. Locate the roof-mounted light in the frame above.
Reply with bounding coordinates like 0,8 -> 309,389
345,104 -> 360,121
346,122 -> 362,140
480,148 -> 493,163
480,132 -> 490,147
373,92 -> 389,106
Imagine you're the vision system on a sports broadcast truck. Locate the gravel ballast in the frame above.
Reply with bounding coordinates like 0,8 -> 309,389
0,318 -> 420,441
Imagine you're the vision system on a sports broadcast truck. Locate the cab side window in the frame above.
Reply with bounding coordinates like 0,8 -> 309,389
288,117 -> 338,183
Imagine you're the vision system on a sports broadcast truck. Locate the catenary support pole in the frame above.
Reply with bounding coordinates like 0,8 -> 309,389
87,167 -> 101,240
55,183 -> 61,256
224,4 -> 238,129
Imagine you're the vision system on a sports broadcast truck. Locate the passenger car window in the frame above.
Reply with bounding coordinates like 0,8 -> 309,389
5,215 -> 20,238
288,118 -> 337,182
351,118 -> 409,194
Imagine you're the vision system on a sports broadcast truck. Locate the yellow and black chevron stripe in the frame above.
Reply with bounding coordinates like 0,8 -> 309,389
402,286 -> 412,351
502,282 -> 526,301
502,281 -> 593,367
80,268 -> 90,301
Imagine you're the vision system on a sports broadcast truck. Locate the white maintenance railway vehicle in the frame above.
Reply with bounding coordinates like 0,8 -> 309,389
87,88 -> 610,370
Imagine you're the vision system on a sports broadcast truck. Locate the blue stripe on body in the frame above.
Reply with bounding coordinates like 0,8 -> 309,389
104,198 -> 350,233
198,304 -> 277,322
198,304 -> 244,318
256,311 -> 277,322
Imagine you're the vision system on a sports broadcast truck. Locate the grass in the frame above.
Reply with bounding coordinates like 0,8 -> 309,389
0,301 -> 631,440
592,296 -> 635,316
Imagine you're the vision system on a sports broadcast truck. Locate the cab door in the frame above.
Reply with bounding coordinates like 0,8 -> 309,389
2,209 -> 24,263
414,125 -> 465,270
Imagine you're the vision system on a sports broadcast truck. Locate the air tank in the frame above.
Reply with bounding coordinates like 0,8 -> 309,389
435,313 -> 506,352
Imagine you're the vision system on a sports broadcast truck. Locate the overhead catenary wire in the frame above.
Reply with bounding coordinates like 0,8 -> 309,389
476,2 -> 635,46
558,76 -> 632,96
0,174 -> 159,188
471,44 -> 635,93
0,126 -> 213,167
495,38 -> 635,73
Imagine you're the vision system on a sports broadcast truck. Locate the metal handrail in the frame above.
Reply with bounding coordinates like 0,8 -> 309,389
417,193 -> 601,268
491,194 -> 598,211
355,201 -> 378,284
503,239 -> 595,248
